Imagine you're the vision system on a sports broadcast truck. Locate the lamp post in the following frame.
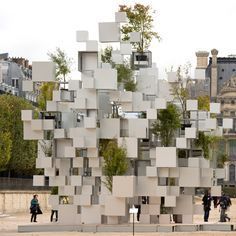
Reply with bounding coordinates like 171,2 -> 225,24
129,205 -> 138,236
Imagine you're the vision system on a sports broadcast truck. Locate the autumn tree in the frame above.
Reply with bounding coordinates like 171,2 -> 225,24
119,3 -> 160,52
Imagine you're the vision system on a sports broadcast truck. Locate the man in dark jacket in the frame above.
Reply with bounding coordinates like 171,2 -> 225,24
218,193 -> 231,222
202,190 -> 212,222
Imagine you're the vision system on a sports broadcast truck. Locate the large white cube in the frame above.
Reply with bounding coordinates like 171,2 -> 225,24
176,138 -> 187,148
84,117 -> 97,129
94,68 -> 117,90
186,100 -> 198,111
156,147 -> 177,167
130,32 -> 141,42
223,118 -> 233,129
76,30 -> 89,42
179,167 -> 200,187
205,118 -> 217,130
210,103 -> 221,114
115,12 -> 127,23
164,196 -> 176,207
120,43 -> 132,55
147,109 -> 157,119
86,40 -> 98,51
118,137 -> 138,158
194,68 -> 205,80
21,110 -> 32,121
99,22 -> 120,42
32,62 -> 55,82
105,196 -> 126,216
167,72 -> 177,82
154,98 -> 166,109
22,80 -> 33,91
33,175 -> 45,186
112,176 -> 135,197
185,127 -> 196,139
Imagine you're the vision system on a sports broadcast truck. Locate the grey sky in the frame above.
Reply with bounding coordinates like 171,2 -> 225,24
1,0 -> 236,78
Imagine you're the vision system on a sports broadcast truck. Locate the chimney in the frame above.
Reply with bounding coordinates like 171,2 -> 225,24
210,48 -> 218,98
195,51 -> 209,69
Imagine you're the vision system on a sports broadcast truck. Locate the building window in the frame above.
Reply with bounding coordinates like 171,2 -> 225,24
229,164 -> 235,182
222,69 -> 224,72
233,69 -> 236,72
231,100 -> 235,105
221,100 -> 224,105
12,79 -> 15,87
219,77 -> 223,80
15,80 -> 19,88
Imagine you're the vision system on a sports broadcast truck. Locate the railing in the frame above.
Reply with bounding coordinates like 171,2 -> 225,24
0,177 -> 51,191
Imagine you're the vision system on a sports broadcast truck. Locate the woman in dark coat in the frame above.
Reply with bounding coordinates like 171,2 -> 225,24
30,194 -> 39,222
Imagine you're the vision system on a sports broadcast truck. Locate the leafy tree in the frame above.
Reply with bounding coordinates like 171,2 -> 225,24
38,82 -> 56,110
198,95 -> 210,111
195,131 -> 223,163
0,94 -> 38,175
116,63 -> 136,92
48,48 -> 72,89
102,140 -> 128,192
101,46 -> 113,64
0,132 -> 12,172
101,46 -> 136,92
171,64 -> 191,121
151,103 -> 181,147
119,3 -> 160,52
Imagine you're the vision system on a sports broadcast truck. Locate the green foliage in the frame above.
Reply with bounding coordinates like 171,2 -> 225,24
48,48 -> 72,88
116,63 -> 136,92
51,186 -> 58,195
102,140 -> 128,192
119,4 -> 160,52
195,132 -> 223,160
171,64 -> 191,120
198,95 -> 210,111
217,153 -> 228,168
0,132 -> 12,172
101,46 -> 136,92
101,46 -> 113,64
0,94 -> 38,175
151,103 -> 181,147
38,82 -> 57,110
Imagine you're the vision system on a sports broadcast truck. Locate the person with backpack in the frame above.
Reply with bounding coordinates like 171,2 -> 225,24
202,190 -> 212,222
218,193 -> 231,222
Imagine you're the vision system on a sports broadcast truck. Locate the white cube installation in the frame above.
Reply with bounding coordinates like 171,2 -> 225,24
21,11 -> 225,226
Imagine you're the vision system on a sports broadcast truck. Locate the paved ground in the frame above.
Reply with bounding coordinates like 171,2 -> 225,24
1,198 -> 236,235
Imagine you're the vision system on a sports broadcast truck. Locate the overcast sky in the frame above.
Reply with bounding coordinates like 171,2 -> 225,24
1,0 -> 236,79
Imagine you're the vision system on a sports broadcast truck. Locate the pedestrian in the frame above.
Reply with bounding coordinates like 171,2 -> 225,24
30,194 -> 42,222
218,193 -> 231,222
202,190 -> 212,222
50,209 -> 58,222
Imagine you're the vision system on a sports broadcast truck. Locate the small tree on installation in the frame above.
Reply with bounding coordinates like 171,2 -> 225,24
171,64 -> 191,122
102,140 -> 128,193
119,3 -> 160,53
151,103 -> 181,147
101,46 -> 136,92
48,48 -> 72,89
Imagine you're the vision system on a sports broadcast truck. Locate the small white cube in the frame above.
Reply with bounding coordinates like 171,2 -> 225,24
115,12 -> 127,23
120,43 -> 132,55
186,100 -> 198,111
76,31 -> 89,42
22,80 -> 33,91
223,118 -> 233,129
185,127 -> 196,139
130,32 -> 141,42
154,98 -> 166,109
210,103 -> 221,114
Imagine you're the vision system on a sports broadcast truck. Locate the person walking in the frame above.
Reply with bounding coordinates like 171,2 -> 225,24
218,193 -> 231,222
202,190 -> 212,222
30,194 -> 39,222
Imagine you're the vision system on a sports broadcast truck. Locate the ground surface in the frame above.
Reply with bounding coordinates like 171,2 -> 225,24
1,198 -> 236,235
